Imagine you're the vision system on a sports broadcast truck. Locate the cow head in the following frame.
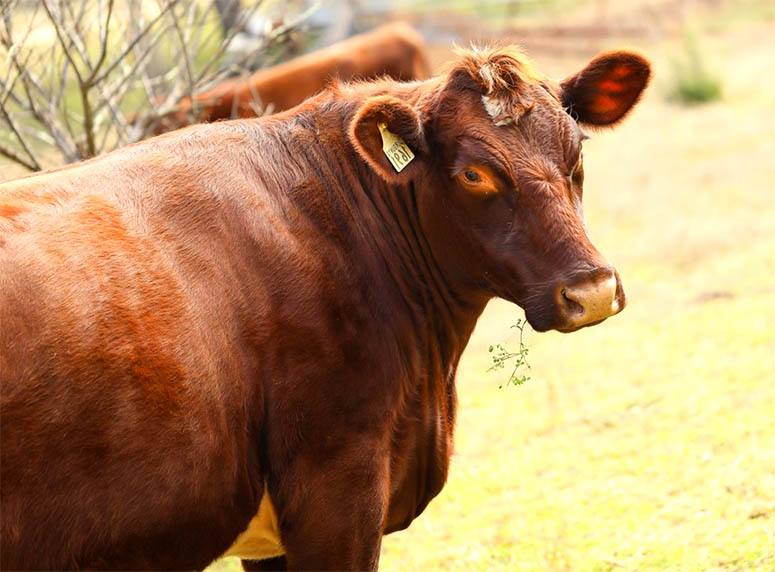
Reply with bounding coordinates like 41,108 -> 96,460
348,47 -> 650,333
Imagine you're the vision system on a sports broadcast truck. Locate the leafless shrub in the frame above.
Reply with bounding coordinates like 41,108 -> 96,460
0,0 -> 316,171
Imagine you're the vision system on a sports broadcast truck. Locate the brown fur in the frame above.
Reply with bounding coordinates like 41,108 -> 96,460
150,22 -> 430,135
0,46 -> 650,570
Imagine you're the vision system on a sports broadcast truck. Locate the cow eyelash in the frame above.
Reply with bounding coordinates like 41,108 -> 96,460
569,153 -> 584,180
454,166 -> 500,195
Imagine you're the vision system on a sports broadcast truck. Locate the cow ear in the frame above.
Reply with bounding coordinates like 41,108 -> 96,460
348,95 -> 426,184
561,50 -> 651,127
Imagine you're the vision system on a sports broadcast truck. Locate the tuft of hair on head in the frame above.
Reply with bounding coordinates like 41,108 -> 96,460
455,45 -> 540,93
446,44 -> 542,126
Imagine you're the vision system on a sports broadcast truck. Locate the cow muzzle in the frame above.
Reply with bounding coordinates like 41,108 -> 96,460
555,267 -> 625,332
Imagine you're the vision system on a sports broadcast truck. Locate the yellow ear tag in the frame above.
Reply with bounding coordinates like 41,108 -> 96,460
378,122 -> 415,173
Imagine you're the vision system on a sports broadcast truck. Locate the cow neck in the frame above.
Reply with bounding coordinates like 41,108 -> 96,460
269,84 -> 486,386
329,86 -> 486,380
361,175 -> 483,374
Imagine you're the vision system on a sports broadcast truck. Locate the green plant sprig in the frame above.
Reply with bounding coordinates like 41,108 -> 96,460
489,318 -> 532,388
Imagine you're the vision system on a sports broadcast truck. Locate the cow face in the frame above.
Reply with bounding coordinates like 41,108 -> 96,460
349,48 -> 650,333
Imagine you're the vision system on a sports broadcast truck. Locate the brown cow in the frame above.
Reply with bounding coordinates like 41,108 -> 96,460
148,21 -> 430,135
0,46 -> 650,570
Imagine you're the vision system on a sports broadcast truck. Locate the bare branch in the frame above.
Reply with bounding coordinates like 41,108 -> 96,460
94,20 -> 174,116
0,0 -> 313,169
168,2 -> 195,96
0,98 -> 42,171
2,38 -> 80,159
59,0 -> 93,71
92,0 -> 179,86
40,0 -> 85,86
0,140 -> 39,172
88,0 -> 116,82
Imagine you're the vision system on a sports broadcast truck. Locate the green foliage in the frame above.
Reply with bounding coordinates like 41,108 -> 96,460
667,32 -> 723,105
488,318 -> 531,387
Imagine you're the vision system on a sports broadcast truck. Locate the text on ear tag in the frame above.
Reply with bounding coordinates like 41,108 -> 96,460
378,122 -> 415,173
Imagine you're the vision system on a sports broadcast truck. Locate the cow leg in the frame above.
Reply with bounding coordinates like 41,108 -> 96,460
274,448 -> 388,571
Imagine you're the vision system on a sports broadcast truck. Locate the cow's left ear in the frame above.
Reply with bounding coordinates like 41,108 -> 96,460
348,95 -> 426,184
561,50 -> 651,127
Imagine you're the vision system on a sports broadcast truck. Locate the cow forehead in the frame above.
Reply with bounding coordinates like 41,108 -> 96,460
464,87 -> 580,168
435,47 -> 580,166
480,79 -> 564,128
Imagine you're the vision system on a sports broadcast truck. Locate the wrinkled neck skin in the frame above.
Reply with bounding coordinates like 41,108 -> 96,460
360,167 -> 487,529
241,82 -> 490,528
266,80 -> 489,380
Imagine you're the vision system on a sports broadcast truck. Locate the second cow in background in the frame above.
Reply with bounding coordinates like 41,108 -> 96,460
148,21 -> 430,134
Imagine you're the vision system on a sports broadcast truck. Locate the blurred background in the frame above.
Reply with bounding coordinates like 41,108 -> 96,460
1,0 -> 773,570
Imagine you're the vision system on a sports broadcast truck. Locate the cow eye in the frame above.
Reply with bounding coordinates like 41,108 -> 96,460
456,165 -> 499,195
464,170 -> 481,183
570,155 -> 584,186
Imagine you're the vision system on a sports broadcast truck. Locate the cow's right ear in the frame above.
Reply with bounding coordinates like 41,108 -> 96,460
348,95 -> 426,184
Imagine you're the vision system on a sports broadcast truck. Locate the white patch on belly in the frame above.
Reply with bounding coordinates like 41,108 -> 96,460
221,486 -> 284,561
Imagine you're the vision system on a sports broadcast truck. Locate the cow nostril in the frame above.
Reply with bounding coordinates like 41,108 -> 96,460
561,288 -> 585,316
557,272 -> 621,331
